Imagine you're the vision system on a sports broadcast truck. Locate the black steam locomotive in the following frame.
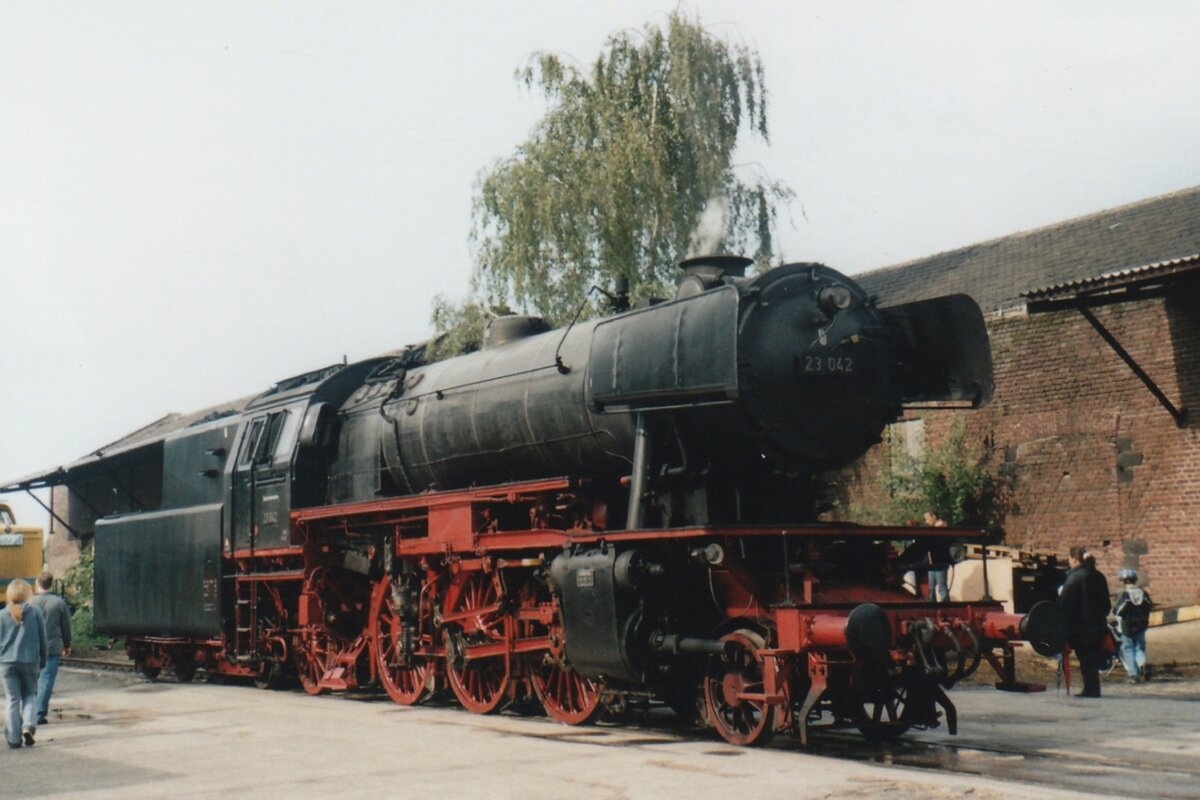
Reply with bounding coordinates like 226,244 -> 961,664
93,256 -> 1060,746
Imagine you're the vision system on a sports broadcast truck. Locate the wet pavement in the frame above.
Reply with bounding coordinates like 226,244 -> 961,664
839,680 -> 1200,799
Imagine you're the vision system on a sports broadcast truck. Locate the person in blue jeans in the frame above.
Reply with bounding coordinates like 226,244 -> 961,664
30,571 -> 72,724
923,512 -> 950,602
1113,568 -> 1153,683
0,579 -> 47,748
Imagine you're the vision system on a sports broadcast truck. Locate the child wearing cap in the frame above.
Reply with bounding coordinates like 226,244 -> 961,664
1113,568 -> 1153,683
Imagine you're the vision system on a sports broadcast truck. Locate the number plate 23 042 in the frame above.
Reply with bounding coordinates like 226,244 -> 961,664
800,355 -> 854,375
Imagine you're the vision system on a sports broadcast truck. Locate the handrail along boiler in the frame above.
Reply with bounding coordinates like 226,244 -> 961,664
94,255 -> 1063,745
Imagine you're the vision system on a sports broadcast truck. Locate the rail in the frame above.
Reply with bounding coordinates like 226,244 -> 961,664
62,656 -> 134,672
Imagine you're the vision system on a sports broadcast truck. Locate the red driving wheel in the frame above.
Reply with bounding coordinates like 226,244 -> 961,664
704,629 -> 777,746
370,578 -> 435,705
444,572 -> 512,714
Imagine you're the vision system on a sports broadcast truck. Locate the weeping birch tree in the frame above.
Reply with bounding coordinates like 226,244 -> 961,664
431,12 -> 792,357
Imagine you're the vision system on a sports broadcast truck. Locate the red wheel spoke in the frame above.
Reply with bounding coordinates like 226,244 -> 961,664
371,578 -> 434,706
522,580 -> 602,726
445,573 -> 512,714
533,663 -> 602,725
296,635 -> 330,696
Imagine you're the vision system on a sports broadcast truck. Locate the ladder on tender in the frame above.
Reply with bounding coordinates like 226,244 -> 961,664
233,577 -> 258,659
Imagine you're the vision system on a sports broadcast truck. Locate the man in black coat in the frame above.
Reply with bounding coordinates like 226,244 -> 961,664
1059,546 -> 1112,697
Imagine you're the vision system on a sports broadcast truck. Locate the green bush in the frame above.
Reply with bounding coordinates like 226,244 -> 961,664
62,540 -> 93,608
883,420 -> 1012,535
62,541 -> 108,648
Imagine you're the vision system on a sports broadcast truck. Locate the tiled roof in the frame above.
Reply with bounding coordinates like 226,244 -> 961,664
856,186 -> 1200,310
87,397 -> 254,458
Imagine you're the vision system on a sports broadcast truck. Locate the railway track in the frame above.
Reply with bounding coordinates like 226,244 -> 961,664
62,655 -> 134,673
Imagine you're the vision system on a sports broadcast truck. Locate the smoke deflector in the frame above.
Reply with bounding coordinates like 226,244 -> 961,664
880,294 -> 995,407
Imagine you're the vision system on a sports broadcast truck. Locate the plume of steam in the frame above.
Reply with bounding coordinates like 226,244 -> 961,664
686,194 -> 729,257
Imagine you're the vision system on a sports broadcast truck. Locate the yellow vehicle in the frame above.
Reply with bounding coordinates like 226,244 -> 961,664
0,502 -> 44,596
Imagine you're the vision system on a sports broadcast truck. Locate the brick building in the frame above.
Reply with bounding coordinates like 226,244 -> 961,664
847,186 -> 1200,608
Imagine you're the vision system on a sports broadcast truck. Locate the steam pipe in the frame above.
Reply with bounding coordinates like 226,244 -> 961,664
625,413 -> 651,530
651,633 -> 731,657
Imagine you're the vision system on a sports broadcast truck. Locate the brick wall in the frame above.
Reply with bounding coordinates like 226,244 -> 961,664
837,287 -> 1200,608
46,485 -> 83,580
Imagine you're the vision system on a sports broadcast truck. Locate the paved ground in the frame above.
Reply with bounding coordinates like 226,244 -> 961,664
5,621 -> 1197,799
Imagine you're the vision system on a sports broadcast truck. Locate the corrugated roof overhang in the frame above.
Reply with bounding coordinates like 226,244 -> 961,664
1023,253 -> 1200,313
1022,253 -> 1199,429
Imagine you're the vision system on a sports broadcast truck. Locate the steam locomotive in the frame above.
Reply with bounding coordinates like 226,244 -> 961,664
95,255 -> 1062,746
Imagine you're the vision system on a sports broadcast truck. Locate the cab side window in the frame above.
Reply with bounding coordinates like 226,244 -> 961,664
239,411 -> 292,468
257,412 -> 287,463
239,419 -> 266,466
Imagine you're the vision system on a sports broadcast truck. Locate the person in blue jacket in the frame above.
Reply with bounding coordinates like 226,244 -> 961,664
0,579 -> 47,748
1113,568 -> 1153,683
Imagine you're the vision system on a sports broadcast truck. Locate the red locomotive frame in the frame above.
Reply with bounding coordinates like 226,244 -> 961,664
125,476 -> 1046,747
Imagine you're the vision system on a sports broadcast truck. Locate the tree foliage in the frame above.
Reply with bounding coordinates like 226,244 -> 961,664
426,295 -> 493,362
884,421 -> 1013,535
62,540 -> 93,611
431,12 -> 792,350
62,540 -> 106,647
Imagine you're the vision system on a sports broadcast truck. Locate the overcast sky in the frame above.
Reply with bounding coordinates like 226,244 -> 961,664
3,1 -> 1199,530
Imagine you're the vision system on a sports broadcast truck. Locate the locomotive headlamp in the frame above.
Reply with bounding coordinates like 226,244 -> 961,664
948,542 -> 968,564
818,284 -> 853,313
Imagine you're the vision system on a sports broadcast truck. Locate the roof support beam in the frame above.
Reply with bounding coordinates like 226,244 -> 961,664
98,460 -> 147,512
23,487 -> 83,538
1077,305 -> 1189,429
64,481 -> 105,521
